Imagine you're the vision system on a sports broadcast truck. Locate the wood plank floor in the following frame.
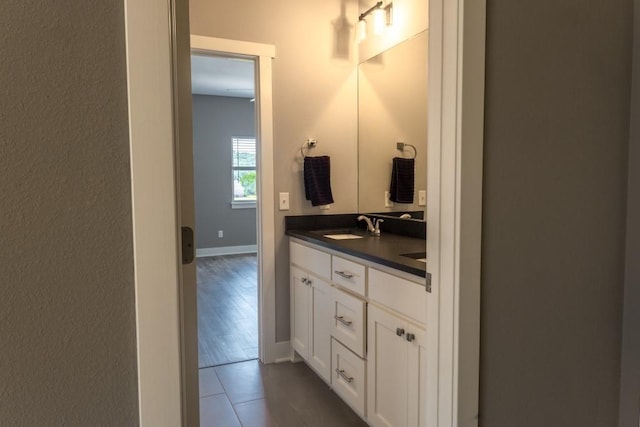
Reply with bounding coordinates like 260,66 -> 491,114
199,360 -> 368,426
197,254 -> 258,368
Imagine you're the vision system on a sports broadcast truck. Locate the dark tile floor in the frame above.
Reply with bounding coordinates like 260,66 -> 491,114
197,254 -> 258,368
199,360 -> 368,427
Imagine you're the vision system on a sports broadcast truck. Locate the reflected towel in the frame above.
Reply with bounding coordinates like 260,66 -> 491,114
389,157 -> 415,203
304,156 -> 334,206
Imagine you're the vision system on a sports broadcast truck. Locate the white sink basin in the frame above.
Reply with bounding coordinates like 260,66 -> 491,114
323,233 -> 364,240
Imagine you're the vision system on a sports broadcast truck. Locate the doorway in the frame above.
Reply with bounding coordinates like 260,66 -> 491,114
191,52 -> 259,367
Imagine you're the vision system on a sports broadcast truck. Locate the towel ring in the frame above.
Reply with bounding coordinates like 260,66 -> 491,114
396,142 -> 417,160
301,138 -> 318,158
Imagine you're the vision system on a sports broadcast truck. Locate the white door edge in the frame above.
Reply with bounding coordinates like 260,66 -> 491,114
124,0 -> 183,425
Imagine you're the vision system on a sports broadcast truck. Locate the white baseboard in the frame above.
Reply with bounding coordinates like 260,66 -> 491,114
196,244 -> 257,258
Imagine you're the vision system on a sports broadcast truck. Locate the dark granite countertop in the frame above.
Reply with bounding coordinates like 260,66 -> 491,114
286,228 -> 427,278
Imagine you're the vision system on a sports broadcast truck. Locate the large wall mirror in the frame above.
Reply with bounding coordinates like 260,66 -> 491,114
358,30 -> 428,219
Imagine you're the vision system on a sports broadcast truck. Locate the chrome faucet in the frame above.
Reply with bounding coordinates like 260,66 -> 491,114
357,215 -> 375,233
373,218 -> 384,236
358,215 -> 384,236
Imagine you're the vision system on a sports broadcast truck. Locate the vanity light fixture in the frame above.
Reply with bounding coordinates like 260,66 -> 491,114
358,1 -> 393,40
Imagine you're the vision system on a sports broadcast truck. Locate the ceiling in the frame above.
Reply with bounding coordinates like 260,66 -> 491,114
190,54 -> 255,98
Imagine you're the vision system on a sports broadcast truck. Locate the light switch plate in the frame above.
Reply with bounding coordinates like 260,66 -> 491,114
418,190 -> 426,206
279,192 -> 290,210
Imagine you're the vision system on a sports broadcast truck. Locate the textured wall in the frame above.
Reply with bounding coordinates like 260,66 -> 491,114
0,1 -> 139,425
193,95 -> 257,249
481,1 -> 631,426
190,0 -> 359,340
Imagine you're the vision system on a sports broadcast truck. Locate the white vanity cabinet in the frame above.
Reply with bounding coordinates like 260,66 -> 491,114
367,305 -> 427,427
290,237 -> 428,426
290,243 -> 333,383
367,268 -> 428,427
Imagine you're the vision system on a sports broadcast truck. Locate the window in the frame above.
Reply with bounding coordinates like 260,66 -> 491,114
232,137 -> 257,208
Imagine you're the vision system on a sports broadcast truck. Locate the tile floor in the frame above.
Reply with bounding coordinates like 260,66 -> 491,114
199,359 -> 368,427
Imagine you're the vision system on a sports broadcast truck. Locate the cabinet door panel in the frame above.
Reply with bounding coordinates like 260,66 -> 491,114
308,276 -> 332,382
290,266 -> 309,359
367,305 -> 408,427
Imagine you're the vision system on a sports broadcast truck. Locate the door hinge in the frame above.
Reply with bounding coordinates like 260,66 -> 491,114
425,272 -> 432,293
181,226 -> 194,264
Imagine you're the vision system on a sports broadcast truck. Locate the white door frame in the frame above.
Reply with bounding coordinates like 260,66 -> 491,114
426,0 -> 485,425
190,35 -> 282,364
124,0 -> 485,425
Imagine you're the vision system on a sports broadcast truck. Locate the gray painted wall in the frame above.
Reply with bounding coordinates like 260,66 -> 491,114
481,1 -> 631,426
0,1 -> 138,425
193,95 -> 257,249
619,1 -> 640,426
190,0 -> 359,341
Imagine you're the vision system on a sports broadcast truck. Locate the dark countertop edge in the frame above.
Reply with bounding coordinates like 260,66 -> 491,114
286,230 -> 426,278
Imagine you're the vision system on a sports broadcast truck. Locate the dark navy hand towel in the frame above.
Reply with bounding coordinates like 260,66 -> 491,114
389,157 -> 415,203
304,156 -> 334,206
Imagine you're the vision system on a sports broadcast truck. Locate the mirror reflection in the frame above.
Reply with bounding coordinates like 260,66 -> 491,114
357,30 -> 428,219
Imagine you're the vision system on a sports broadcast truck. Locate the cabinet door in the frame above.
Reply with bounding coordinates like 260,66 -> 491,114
290,266 -> 309,359
367,305 -> 409,427
308,275 -> 332,382
407,325 -> 427,427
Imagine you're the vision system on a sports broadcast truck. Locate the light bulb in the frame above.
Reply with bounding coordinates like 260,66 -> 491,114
358,19 -> 367,41
373,7 -> 385,35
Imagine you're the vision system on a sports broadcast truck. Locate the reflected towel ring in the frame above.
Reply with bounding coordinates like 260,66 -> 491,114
396,142 -> 417,159
301,138 -> 318,158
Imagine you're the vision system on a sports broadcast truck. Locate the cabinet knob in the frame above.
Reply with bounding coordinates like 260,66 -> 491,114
301,277 -> 308,284
406,333 -> 415,343
396,328 -> 405,337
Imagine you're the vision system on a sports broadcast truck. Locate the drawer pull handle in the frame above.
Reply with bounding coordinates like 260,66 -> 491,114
406,333 -> 416,343
334,315 -> 353,327
334,270 -> 354,280
396,328 -> 405,337
336,368 -> 354,383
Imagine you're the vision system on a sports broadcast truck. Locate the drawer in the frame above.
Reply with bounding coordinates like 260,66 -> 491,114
332,288 -> 366,358
332,255 -> 366,296
331,338 -> 366,418
290,241 -> 331,280
369,268 -> 427,325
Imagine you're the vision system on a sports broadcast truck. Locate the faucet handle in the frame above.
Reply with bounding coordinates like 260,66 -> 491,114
373,218 -> 384,235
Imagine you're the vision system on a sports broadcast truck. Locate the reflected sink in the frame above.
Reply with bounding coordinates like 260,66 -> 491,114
323,233 -> 364,240
401,252 -> 427,263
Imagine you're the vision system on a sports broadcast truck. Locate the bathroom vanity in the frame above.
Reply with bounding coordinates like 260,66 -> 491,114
286,214 -> 428,426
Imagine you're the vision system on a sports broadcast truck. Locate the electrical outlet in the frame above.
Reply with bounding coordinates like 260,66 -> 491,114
218,230 -> 223,238
384,191 -> 394,208
418,190 -> 426,206
279,192 -> 290,210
